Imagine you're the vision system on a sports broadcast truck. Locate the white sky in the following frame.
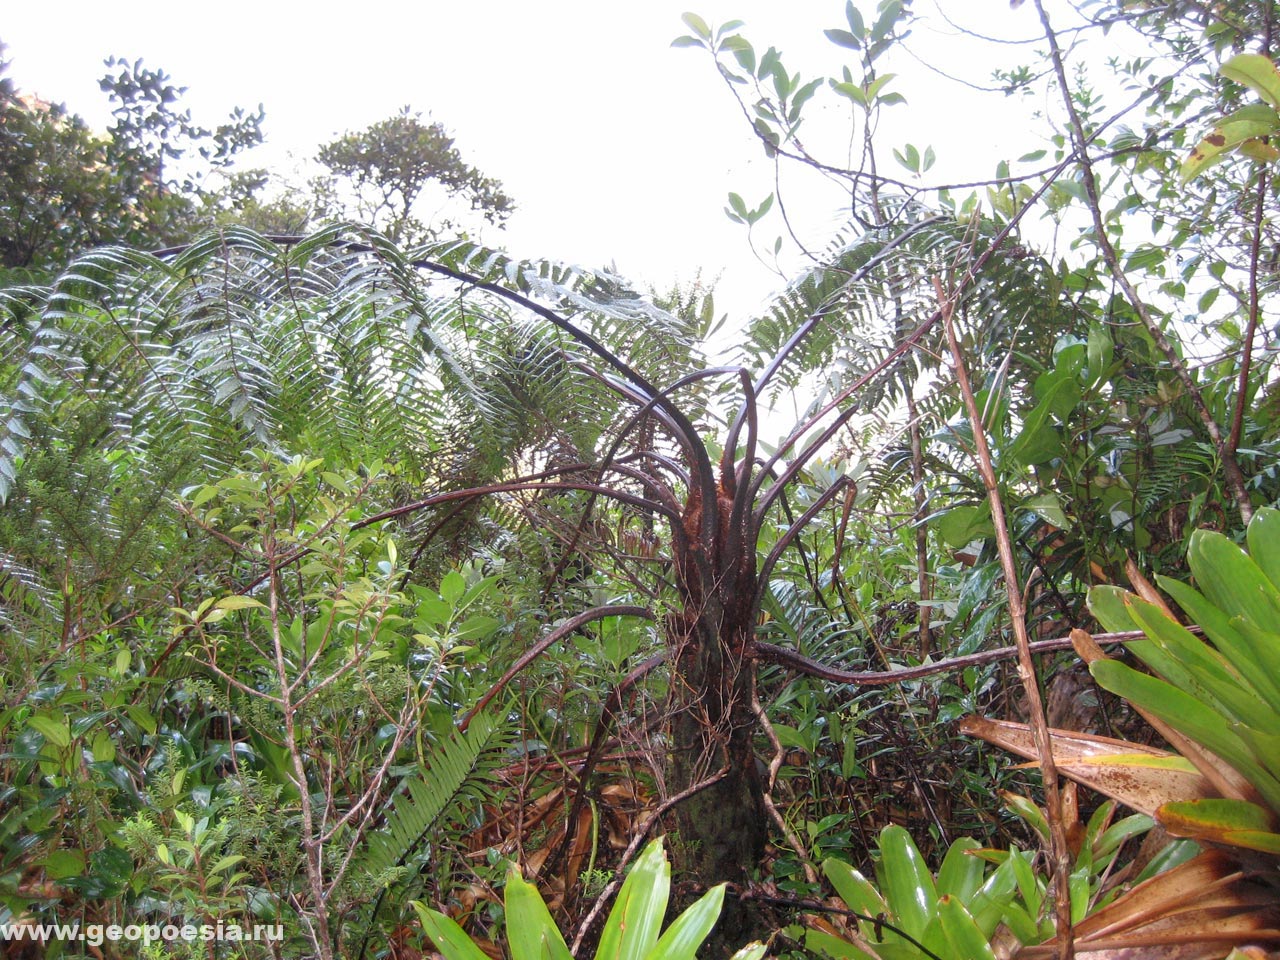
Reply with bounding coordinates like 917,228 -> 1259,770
4,1 -> 1150,321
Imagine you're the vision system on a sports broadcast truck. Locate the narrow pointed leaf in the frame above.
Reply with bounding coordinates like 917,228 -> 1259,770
646,883 -> 724,960
596,838 -> 669,960
1158,797 -> 1280,853
411,902 -> 492,960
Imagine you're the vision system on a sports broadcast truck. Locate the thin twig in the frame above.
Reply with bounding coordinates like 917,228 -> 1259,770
751,686 -> 819,885
935,273 -> 1074,959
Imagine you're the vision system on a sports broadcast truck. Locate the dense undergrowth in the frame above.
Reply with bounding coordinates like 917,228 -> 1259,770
3,1 -> 1280,958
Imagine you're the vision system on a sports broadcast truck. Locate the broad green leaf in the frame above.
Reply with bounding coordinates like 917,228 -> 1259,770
680,12 -> 711,40
1157,578 -> 1280,712
596,838 -> 669,960
27,714 -> 70,749
1247,507 -> 1280,593
44,848 -> 86,879
804,927 -> 877,960
1236,724 -> 1280,783
505,865 -> 572,960
968,855 -> 1019,938
1125,598 -> 1276,731
728,944 -> 767,960
1088,585 -> 1139,634
440,570 -> 467,604
845,1 -> 865,37
1087,324 -> 1113,386
1158,798 -> 1280,854
934,502 -> 992,549
411,902 -> 492,960
647,882 -> 724,960
936,837 -> 983,904
937,895 -> 997,960
1022,492 -> 1067,529
1187,528 -> 1280,630
825,28 -> 862,50
877,824 -> 937,939
212,594 -> 265,612
1222,53 -> 1280,110
823,857 -> 888,930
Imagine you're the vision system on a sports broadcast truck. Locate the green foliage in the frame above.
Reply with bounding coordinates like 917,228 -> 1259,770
0,46 -> 265,276
413,838 -> 765,960
1088,506 -> 1280,841
315,108 -> 513,244
816,826 -> 1033,960
1182,54 -> 1280,181
7,3 -> 1280,958
362,712 -> 510,879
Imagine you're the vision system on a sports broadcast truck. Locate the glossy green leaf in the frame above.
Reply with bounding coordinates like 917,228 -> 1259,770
1235,724 -> 1280,783
1157,577 -> 1280,712
27,714 -> 70,749
967,855 -> 1019,938
1094,812 -> 1155,861
596,838 -> 669,960
1187,528 -> 1280,630
935,502 -> 992,548
1086,585 -> 1140,634
412,902 -> 492,960
936,837 -> 983,904
646,882 -> 724,960
1248,507 -> 1280,592
505,865 -> 571,960
937,895 -> 997,960
1125,597 -> 1275,730
1022,492 -> 1068,529
804,927 -> 877,960
877,824 -> 937,939
823,857 -> 888,929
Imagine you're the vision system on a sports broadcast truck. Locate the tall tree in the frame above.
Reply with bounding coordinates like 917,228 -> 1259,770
0,45 -> 266,277
314,109 -> 514,245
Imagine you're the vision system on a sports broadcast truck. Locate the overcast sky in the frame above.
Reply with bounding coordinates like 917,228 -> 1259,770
5,2 -> 1133,320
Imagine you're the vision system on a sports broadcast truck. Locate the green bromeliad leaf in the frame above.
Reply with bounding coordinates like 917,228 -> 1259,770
1158,798 -> 1280,855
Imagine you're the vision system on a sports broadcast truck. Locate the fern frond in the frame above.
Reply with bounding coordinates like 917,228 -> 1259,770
361,710 -> 510,877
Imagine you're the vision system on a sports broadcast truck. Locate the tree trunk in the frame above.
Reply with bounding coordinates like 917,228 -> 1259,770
668,609 -> 764,885
665,483 -> 766,895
